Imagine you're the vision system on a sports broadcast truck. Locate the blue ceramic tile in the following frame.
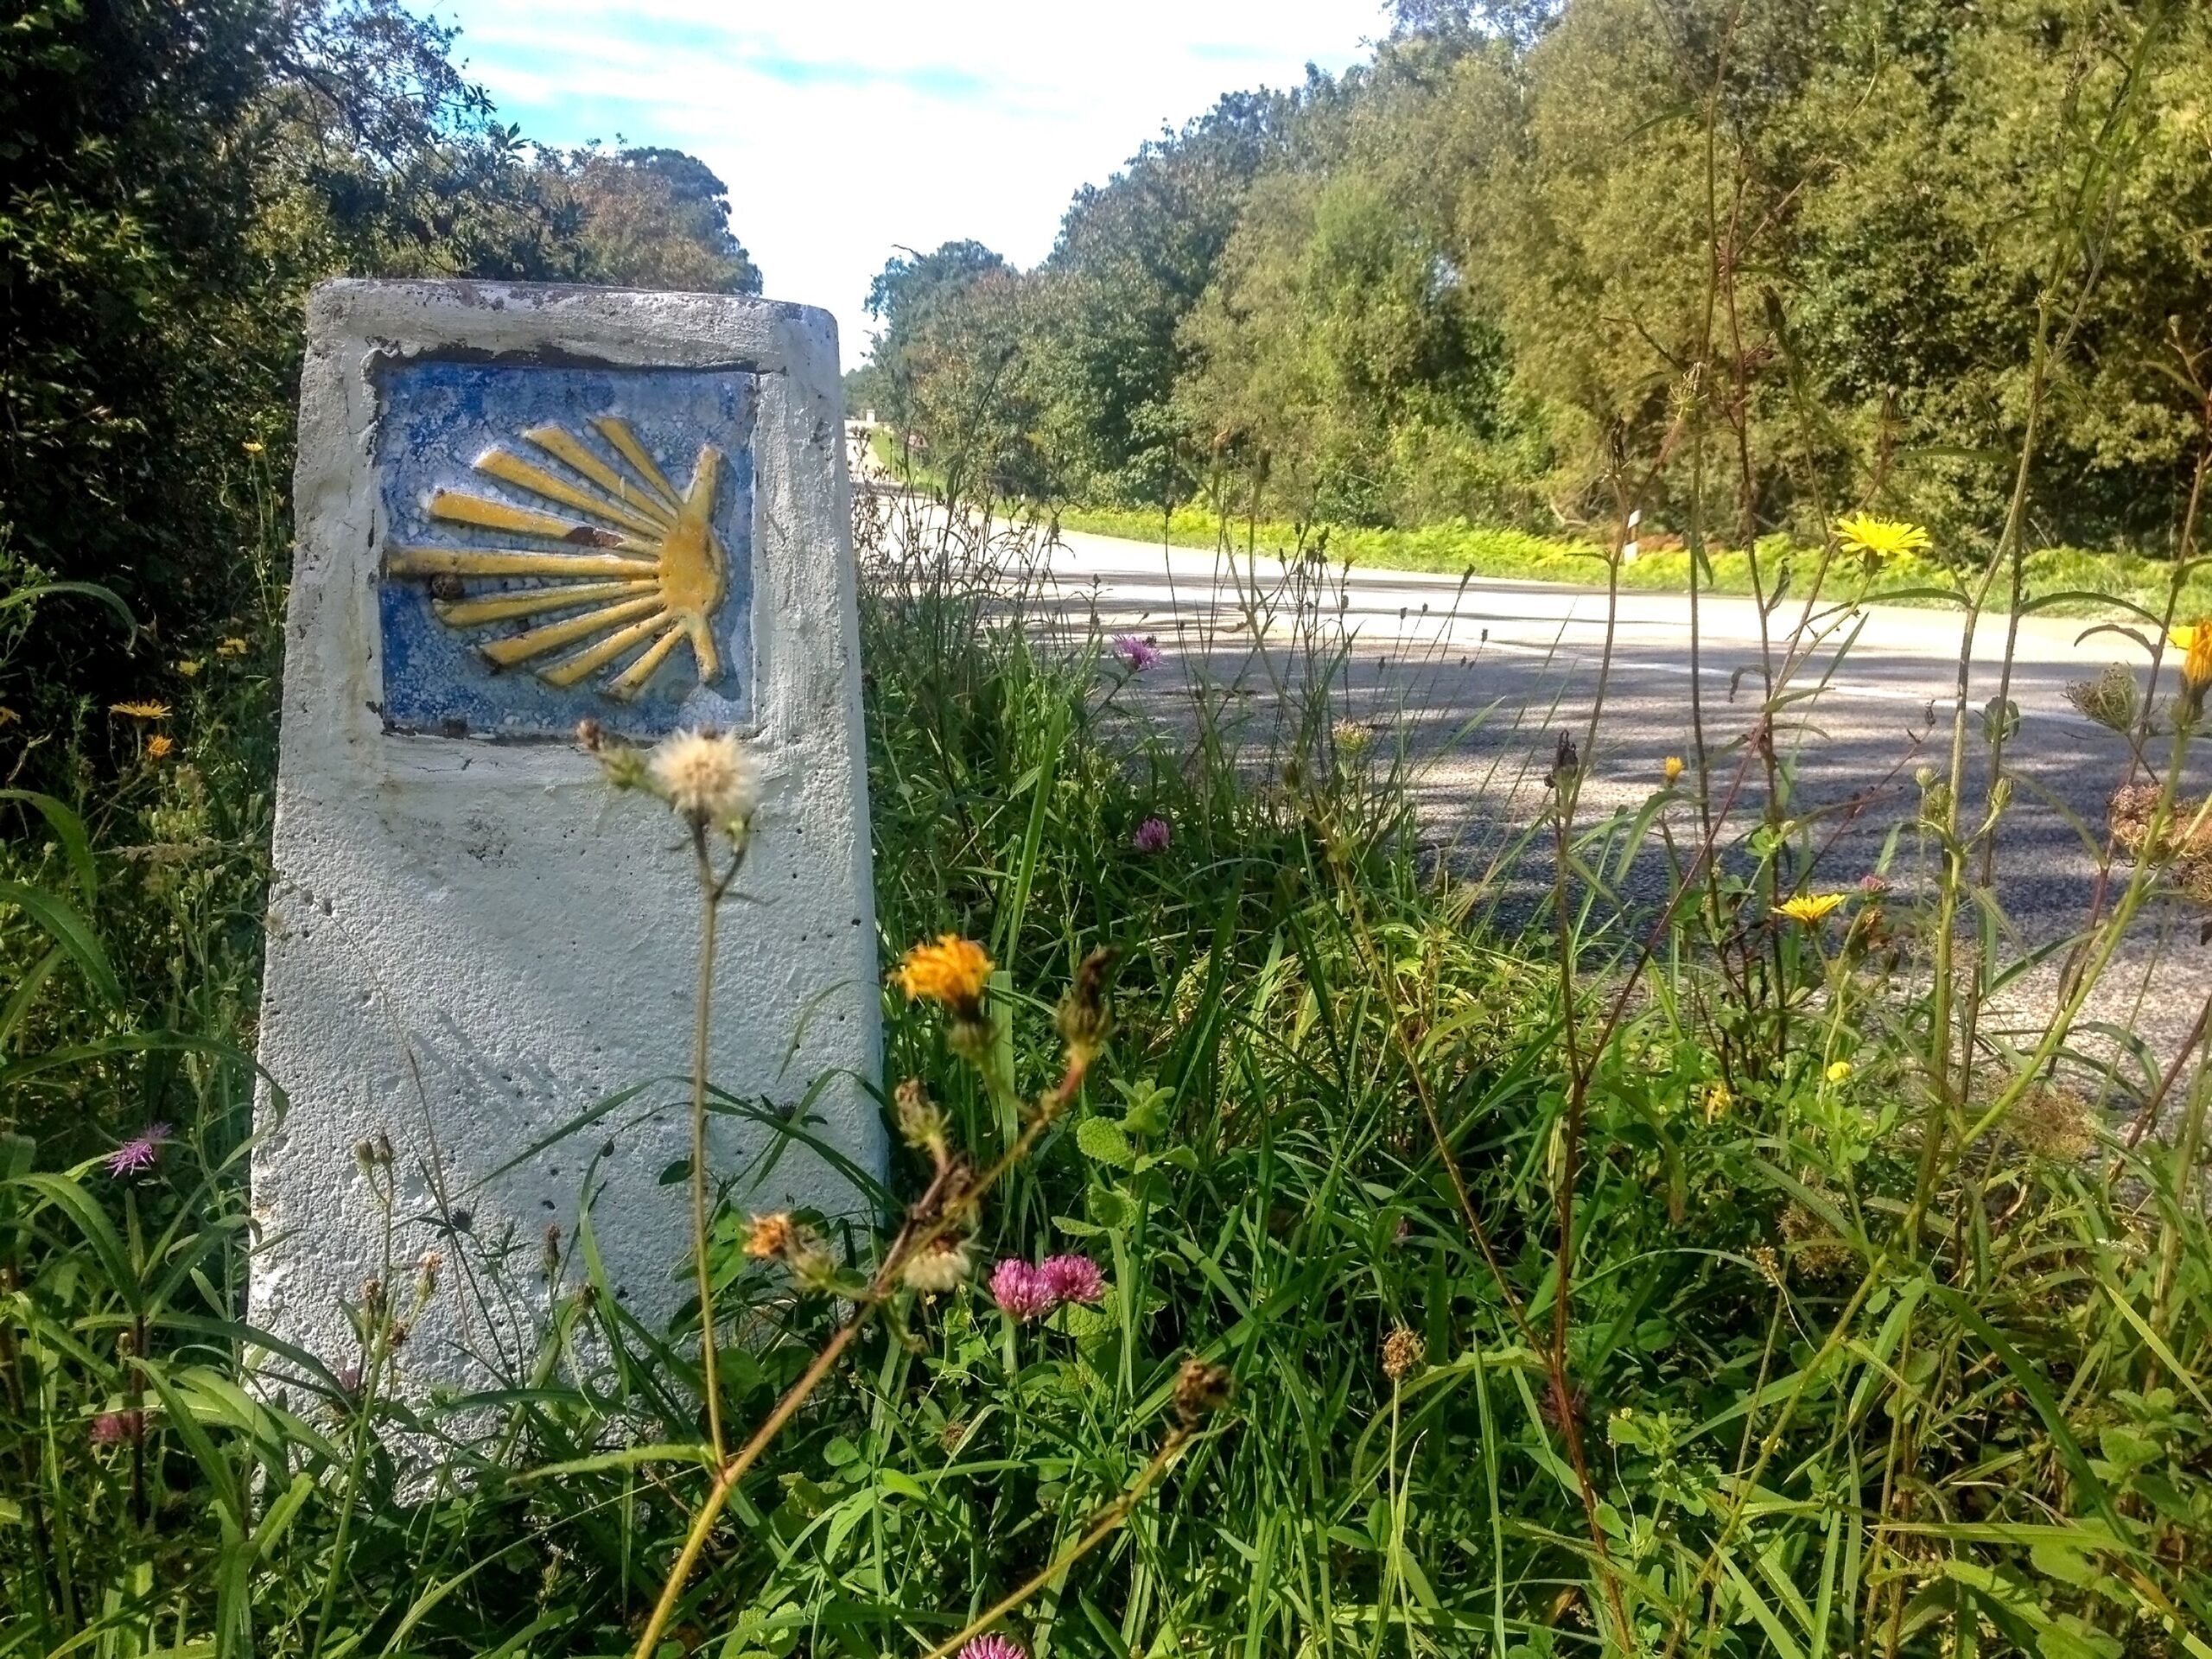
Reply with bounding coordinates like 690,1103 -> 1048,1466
376,361 -> 757,740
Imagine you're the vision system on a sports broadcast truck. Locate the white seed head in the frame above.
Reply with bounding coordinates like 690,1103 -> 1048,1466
901,1239 -> 973,1294
648,728 -> 756,824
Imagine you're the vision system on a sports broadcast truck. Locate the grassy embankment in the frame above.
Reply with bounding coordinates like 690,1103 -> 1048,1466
1058,502 -> 2208,620
2,490 -> 2209,1656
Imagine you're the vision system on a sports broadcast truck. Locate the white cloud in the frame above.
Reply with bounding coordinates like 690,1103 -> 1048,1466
430,0 -> 1383,366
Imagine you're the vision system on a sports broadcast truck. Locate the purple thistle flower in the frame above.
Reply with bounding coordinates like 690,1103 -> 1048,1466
1039,1254 -> 1106,1306
988,1259 -> 1056,1322
1112,633 -> 1163,671
90,1409 -> 142,1446
958,1637 -> 1027,1659
105,1124 -> 174,1179
1859,872 -> 1891,896
1133,815 -> 1172,854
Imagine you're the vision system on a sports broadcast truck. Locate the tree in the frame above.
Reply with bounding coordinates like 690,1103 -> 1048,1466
0,0 -> 753,746
862,240 -> 1010,442
556,147 -> 761,293
1028,88 -> 1302,507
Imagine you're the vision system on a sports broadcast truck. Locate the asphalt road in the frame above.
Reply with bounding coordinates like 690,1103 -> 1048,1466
1010,522 -> 2209,1096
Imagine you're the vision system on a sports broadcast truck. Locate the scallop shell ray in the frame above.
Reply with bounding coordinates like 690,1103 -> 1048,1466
386,416 -> 728,699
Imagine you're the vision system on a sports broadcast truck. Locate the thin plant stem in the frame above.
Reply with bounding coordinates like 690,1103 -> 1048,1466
917,1424 -> 1198,1659
628,1040 -> 1098,1659
689,818 -> 727,1465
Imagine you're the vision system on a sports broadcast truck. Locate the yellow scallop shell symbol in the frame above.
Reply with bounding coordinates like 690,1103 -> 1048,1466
386,417 -> 727,699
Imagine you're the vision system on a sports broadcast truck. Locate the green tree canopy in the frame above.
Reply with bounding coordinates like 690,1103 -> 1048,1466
878,0 -> 2212,556
0,0 -> 765,747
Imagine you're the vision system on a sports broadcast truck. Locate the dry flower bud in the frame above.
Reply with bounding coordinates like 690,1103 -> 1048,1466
902,1237 -> 973,1294
1381,1325 -> 1426,1382
893,1077 -> 949,1158
1057,946 -> 1117,1063
1173,1357 -> 1233,1424
746,1212 -> 797,1260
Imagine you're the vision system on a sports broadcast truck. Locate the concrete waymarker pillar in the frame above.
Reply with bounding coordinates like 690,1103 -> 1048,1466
252,281 -> 880,1392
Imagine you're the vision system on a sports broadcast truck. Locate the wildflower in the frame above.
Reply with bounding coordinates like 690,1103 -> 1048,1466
1781,1202 -> 1853,1278
896,936 -> 992,1020
109,701 -> 170,720
217,636 -> 248,657
1112,633 -> 1163,671
1858,872 -> 1890,897
1173,1356 -> 1233,1424
242,441 -> 265,454
742,1211 -> 834,1286
988,1259 -> 1056,1321
1332,716 -> 1372,756
1834,513 -> 1932,563
1381,1325 -> 1426,1382
1703,1082 -> 1732,1123
105,1125 -> 173,1178
1773,892 -> 1846,927
1663,755 -> 1684,785
146,734 -> 175,760
1750,1244 -> 1786,1289
902,1237 -> 973,1294
1055,947 -> 1116,1071
2066,664 -> 2139,734
414,1249 -> 443,1300
893,1077 -> 949,1160
745,1212 -> 796,1260
1826,1060 -> 1853,1084
2008,1087 -> 2099,1161
647,728 -> 756,826
1039,1254 -> 1106,1306
1133,815 -> 1172,854
957,1637 -> 1027,1659
175,661 -> 201,678
0,708 -> 18,727
2174,620 -> 2212,706
91,1410 -> 143,1446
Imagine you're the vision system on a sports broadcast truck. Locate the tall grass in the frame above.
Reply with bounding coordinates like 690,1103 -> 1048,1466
4,437 -> 2206,1654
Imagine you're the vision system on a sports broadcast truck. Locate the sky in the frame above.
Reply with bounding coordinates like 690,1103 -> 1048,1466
429,0 -> 1385,368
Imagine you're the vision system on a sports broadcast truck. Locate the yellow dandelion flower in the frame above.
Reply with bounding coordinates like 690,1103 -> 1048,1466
146,734 -> 175,760
1663,755 -> 1685,785
217,637 -> 249,657
175,660 -> 202,678
242,441 -> 264,454
2171,620 -> 2212,691
1774,892 -> 1847,926
110,701 -> 171,720
1834,513 -> 1932,563
1826,1059 -> 1853,1084
897,936 -> 992,1014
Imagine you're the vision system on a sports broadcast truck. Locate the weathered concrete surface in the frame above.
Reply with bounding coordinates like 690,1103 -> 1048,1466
252,282 -> 880,1398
